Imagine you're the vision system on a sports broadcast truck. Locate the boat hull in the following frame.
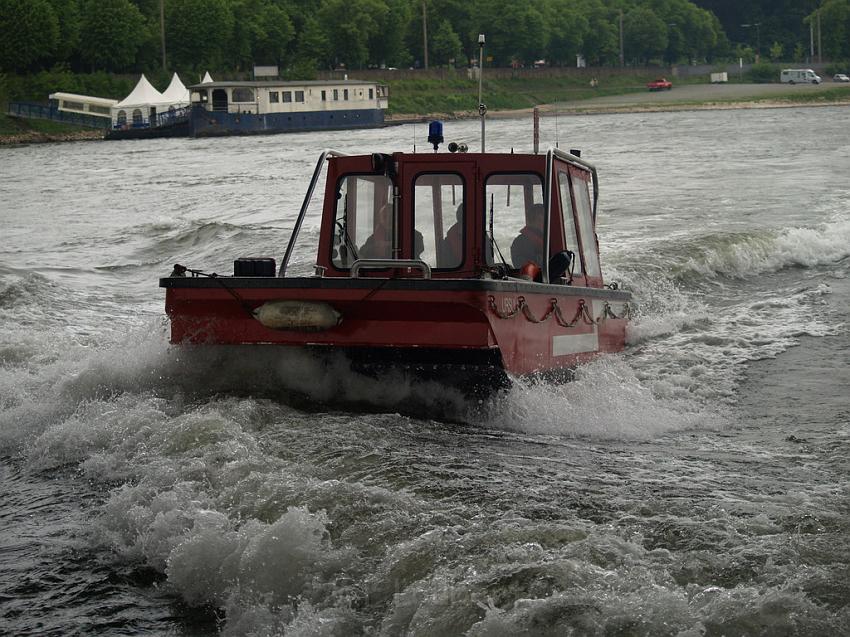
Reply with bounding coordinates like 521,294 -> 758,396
188,107 -> 385,137
161,276 -> 631,380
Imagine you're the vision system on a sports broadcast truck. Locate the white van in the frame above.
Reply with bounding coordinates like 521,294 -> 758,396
780,69 -> 822,84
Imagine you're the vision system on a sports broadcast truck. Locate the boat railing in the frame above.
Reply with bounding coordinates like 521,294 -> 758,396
350,259 -> 432,279
279,149 -> 349,277
7,101 -> 110,129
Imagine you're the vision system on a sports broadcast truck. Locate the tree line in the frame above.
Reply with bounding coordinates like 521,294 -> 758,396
1,0 -> 847,77
694,0 -> 850,62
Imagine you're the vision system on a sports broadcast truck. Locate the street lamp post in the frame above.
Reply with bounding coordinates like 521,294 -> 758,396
478,34 -> 486,152
741,22 -> 761,63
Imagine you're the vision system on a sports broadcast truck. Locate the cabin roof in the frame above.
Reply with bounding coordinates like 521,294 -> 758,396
188,80 -> 382,90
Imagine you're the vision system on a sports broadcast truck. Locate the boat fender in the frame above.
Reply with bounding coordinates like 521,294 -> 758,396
254,300 -> 342,331
519,261 -> 542,282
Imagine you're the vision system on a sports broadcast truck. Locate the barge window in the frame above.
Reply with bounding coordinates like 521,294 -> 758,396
295,90 -> 305,102
557,171 -> 584,276
484,173 -> 544,269
413,173 -> 464,269
369,88 -> 374,99
343,89 -> 349,100
232,88 -> 255,103
283,91 -> 292,103
269,91 -> 279,103
331,174 -> 394,268
321,90 -> 327,101
333,89 -> 339,100
572,176 -> 601,278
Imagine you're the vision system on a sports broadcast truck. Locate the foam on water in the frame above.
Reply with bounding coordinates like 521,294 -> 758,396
4,110 -> 850,635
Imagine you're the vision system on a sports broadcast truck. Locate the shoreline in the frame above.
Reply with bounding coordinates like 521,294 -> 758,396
3,97 -> 848,145
385,97 -> 850,123
0,128 -> 104,146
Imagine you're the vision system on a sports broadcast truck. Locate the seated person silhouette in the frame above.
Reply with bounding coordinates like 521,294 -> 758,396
439,203 -> 464,267
359,204 -> 426,261
359,205 -> 392,259
510,203 -> 545,269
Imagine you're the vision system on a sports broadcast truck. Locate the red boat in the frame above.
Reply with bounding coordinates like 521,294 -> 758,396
160,138 -> 631,395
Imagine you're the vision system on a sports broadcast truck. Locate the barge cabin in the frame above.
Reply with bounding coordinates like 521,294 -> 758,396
187,80 -> 389,137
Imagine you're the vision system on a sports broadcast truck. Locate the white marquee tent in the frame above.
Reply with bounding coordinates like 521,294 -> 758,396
111,73 -> 191,127
160,73 -> 190,106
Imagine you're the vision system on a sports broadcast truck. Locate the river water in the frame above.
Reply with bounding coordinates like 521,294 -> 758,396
1,107 -> 849,636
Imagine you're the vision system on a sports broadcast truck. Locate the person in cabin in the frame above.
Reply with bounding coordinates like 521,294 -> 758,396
359,211 -> 392,259
439,203 -> 464,266
359,202 -> 425,260
510,202 -> 545,268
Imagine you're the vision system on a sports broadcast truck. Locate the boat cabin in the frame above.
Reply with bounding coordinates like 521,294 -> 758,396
291,149 -> 603,288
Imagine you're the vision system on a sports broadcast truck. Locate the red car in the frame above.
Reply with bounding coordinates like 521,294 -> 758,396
647,77 -> 673,91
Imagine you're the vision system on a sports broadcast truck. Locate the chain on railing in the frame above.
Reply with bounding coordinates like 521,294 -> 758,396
488,295 -> 632,327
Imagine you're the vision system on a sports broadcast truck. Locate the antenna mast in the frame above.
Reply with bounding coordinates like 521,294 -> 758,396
478,34 -> 486,152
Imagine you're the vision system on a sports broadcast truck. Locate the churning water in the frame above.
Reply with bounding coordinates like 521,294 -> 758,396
1,107 -> 849,636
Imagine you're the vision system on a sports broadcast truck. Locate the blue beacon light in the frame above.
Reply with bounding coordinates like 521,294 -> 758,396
428,120 -> 444,152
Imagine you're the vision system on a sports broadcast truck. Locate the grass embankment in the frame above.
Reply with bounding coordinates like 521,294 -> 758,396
0,113 -> 100,144
385,74 -> 696,115
756,85 -> 850,104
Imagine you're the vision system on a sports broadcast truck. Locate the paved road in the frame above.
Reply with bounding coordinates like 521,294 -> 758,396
557,81 -> 846,109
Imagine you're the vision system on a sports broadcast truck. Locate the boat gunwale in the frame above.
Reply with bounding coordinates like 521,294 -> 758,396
159,275 -> 632,301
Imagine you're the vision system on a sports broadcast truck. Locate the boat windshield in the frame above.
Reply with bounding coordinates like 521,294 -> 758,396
332,174 -> 394,267
413,173 -> 465,269
484,173 -> 544,269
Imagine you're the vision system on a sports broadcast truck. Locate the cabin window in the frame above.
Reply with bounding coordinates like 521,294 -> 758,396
369,88 -> 374,99
333,89 -> 339,100
414,173 -> 464,269
116,110 -> 127,125
484,173 -> 544,269
343,89 -> 349,100
321,90 -> 327,101
283,91 -> 292,103
557,171 -> 584,277
232,88 -> 255,103
331,174 -> 394,268
295,90 -> 305,102
572,176 -> 601,277
89,104 -> 110,115
269,91 -> 279,103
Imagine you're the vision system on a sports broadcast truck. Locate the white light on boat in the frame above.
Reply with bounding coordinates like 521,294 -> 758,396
254,301 -> 341,331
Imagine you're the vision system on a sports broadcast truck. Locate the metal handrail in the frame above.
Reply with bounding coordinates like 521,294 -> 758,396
350,259 -> 432,279
279,149 -> 349,277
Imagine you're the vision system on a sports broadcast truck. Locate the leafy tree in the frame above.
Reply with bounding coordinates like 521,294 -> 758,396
430,19 -> 463,66
624,5 -> 668,63
230,0 -> 294,68
166,0 -> 234,70
47,0 -> 82,63
813,0 -> 850,60
0,0 -> 59,72
577,0 -> 619,66
319,0 -> 387,69
79,0 -> 147,71
294,13 -> 331,69
543,0 -> 589,66
769,41 -> 783,60
368,0 -> 411,68
475,0 -> 547,66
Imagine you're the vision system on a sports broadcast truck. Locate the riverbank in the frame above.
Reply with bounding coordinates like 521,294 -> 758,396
386,82 -> 850,122
0,114 -> 102,145
4,81 -> 850,144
